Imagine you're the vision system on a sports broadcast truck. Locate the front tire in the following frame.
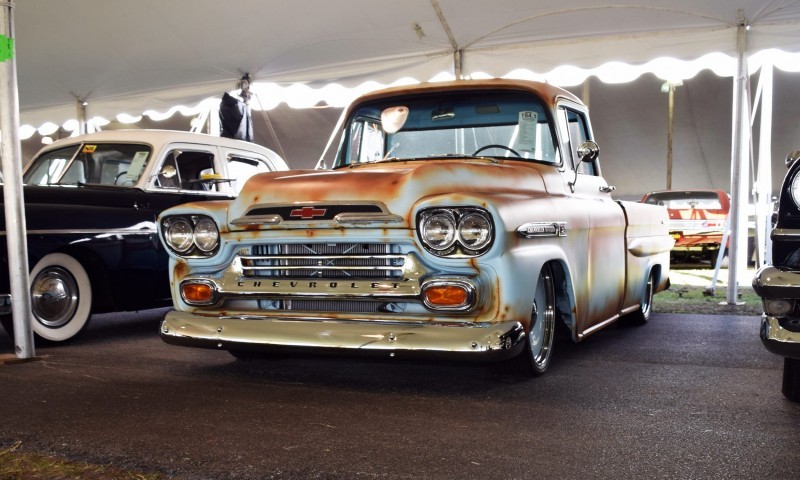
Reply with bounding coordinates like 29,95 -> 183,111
783,357 -> 800,402
503,264 -> 556,376
29,253 -> 93,342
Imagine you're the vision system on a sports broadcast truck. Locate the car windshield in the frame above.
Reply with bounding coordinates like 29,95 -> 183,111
24,143 -> 152,187
644,191 -> 725,210
334,90 -> 559,167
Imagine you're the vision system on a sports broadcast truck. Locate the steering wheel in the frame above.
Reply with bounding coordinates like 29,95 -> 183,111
473,144 -> 521,157
113,171 -> 128,185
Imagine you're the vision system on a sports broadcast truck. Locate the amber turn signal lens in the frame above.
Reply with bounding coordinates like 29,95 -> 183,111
424,285 -> 468,306
181,282 -> 215,304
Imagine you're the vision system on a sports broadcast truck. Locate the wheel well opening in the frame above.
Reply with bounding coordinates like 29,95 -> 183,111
547,260 -> 575,339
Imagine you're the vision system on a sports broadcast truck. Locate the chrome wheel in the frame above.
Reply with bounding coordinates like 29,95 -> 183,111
629,270 -> 655,325
528,264 -> 556,374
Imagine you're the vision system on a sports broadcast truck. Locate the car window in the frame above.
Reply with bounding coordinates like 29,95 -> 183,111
24,143 -> 152,186
644,192 -> 725,210
155,149 -> 217,192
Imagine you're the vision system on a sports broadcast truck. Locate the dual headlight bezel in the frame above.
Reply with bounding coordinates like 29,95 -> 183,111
417,207 -> 494,257
161,215 -> 220,257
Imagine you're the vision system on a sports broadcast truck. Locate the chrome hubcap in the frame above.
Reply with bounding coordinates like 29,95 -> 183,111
31,267 -> 79,328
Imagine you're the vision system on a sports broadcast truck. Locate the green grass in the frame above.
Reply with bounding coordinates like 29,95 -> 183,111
654,284 -> 762,316
655,264 -> 762,316
0,441 -> 162,480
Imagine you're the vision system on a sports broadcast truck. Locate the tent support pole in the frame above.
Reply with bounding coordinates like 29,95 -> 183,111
0,0 -> 35,358
667,83 -> 675,190
726,11 -> 750,305
755,63 -> 773,267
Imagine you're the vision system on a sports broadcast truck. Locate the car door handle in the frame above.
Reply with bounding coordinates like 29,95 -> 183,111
599,185 -> 616,193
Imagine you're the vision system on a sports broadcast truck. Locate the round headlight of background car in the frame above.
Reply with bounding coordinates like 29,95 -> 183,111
165,218 -> 194,253
791,170 -> 800,208
193,217 -> 219,252
421,211 -> 456,250
457,212 -> 492,251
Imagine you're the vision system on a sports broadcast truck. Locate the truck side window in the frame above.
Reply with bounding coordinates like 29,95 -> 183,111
347,118 -> 384,164
557,107 -> 596,176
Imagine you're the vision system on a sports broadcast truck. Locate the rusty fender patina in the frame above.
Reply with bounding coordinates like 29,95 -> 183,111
157,79 -> 673,374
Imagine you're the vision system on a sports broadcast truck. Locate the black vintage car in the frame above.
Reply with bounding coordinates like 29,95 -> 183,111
753,150 -> 800,402
0,130 -> 287,342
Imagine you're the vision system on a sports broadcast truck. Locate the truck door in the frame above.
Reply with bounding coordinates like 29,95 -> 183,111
556,104 -> 627,333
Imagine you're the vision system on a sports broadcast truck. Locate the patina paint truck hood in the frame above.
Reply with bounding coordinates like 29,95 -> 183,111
227,159 -> 550,227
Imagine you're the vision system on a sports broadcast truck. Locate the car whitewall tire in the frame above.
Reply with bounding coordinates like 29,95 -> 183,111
29,253 -> 93,342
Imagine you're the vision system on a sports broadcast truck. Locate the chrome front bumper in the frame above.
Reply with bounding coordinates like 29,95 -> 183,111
160,310 -> 525,361
753,266 -> 800,359
760,315 -> 800,359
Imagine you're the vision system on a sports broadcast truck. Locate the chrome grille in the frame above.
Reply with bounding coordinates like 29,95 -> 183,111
241,243 -> 405,279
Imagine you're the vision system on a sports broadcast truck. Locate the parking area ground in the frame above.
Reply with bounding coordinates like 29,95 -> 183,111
1,308 -> 798,479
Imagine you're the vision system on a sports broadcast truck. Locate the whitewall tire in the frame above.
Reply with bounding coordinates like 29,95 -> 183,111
29,253 -> 93,342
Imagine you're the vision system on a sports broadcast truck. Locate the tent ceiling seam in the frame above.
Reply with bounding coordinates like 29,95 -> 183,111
462,4 -> 733,50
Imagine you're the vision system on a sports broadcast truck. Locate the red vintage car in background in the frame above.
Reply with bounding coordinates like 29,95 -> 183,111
641,189 -> 729,263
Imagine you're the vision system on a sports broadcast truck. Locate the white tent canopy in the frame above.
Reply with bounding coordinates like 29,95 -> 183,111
14,0 -> 800,129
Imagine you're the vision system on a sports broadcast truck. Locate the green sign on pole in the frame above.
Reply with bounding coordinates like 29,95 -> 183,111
0,34 -> 13,62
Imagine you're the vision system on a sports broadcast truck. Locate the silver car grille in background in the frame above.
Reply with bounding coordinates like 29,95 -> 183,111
241,243 -> 405,279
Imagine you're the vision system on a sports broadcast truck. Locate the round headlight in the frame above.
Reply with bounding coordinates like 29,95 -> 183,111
792,171 -> 800,208
421,211 -> 456,250
193,217 -> 219,252
458,212 -> 492,250
165,218 -> 193,253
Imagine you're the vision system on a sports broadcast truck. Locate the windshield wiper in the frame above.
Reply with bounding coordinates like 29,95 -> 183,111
427,153 -> 501,163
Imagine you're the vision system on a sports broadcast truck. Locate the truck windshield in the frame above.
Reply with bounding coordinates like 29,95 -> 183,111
24,143 -> 152,187
335,90 -> 559,167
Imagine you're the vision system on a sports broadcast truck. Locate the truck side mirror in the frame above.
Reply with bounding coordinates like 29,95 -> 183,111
786,150 -> 800,169
577,140 -> 599,163
568,140 -> 601,193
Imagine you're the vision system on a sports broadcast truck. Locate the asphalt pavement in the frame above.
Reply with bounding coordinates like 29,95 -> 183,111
1,309 -> 798,479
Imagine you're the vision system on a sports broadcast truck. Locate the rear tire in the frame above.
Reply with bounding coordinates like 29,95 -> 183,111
628,270 -> 655,325
783,357 -> 800,402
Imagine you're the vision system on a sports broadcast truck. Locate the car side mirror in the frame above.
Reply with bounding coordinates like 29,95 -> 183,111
786,150 -> 800,169
160,164 -> 177,178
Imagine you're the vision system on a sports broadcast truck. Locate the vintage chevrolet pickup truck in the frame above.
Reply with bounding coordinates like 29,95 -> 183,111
158,79 -> 673,374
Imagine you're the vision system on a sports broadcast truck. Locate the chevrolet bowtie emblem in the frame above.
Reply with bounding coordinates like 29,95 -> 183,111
289,206 -> 327,219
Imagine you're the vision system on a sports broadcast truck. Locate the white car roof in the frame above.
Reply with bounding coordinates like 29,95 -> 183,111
35,129 -> 288,169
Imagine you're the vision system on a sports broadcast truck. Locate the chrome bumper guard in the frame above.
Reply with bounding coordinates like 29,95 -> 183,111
160,310 -> 525,361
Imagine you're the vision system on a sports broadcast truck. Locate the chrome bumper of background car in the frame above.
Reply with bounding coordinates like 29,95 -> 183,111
760,315 -> 800,359
752,265 -> 800,298
160,310 -> 525,361
0,294 -> 11,315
